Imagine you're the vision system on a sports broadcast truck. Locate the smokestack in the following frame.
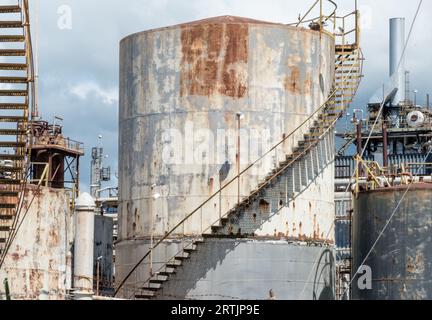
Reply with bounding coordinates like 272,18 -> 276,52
73,193 -> 96,300
390,18 -> 406,106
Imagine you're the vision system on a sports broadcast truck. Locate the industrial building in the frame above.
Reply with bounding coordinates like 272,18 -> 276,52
0,0 -> 430,301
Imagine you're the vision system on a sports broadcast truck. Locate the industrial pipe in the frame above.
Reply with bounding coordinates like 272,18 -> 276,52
73,193 -> 96,300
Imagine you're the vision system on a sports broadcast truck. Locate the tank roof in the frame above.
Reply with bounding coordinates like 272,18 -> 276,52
121,15 -> 313,43
177,15 -> 283,27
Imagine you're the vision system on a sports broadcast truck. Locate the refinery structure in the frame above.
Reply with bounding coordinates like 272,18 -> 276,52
0,0 -> 431,301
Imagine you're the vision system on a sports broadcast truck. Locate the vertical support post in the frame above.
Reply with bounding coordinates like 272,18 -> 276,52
219,175 -> 222,220
150,189 -> 154,277
319,0 -> 323,34
76,156 -> 80,197
356,116 -> 363,177
96,258 -> 100,296
236,113 -> 243,205
427,94 -> 430,110
355,156 -> 359,197
3,278 -> 11,301
383,121 -> 389,169
48,154 -> 52,188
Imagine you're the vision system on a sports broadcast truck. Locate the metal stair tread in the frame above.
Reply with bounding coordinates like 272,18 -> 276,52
0,179 -> 21,185
0,49 -> 26,56
0,35 -> 25,42
0,154 -> 25,160
0,76 -> 28,83
0,90 -> 28,96
0,5 -> 22,14
0,103 -> 28,110
0,116 -> 27,122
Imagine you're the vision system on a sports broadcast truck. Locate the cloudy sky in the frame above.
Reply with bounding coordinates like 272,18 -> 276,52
25,0 -> 430,191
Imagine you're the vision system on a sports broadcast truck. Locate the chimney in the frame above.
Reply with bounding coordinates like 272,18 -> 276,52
389,18 -> 406,106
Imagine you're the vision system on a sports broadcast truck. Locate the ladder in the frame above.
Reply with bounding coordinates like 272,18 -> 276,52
0,1 -> 33,261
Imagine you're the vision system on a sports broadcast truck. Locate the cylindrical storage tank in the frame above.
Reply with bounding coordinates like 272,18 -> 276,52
118,16 -> 336,299
352,184 -> 432,300
0,186 -> 74,300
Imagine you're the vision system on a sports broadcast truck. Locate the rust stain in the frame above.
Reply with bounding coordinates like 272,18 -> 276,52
407,253 -> 425,274
285,66 -> 300,94
48,229 -> 59,247
313,214 -> 317,239
259,199 -> 270,213
180,23 -> 248,98
284,65 -> 312,95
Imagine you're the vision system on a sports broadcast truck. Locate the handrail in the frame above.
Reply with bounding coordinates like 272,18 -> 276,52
289,0 -> 359,48
114,47 -> 363,297
294,0 -> 337,28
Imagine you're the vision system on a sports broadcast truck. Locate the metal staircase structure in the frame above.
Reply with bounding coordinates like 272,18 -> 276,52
114,1 -> 364,300
0,0 -> 34,263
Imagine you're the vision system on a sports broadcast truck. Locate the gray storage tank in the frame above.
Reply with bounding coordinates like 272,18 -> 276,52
352,184 -> 432,300
117,16 -> 336,300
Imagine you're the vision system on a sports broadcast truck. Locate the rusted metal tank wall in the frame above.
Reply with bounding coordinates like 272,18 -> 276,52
352,184 -> 432,300
0,186 -> 73,300
117,16 -> 336,299
119,16 -> 335,239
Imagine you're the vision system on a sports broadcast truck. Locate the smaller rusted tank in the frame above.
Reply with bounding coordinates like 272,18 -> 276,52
352,184 -> 432,300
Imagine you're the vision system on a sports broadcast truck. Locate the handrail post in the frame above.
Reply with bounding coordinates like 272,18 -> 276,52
319,0 -> 323,34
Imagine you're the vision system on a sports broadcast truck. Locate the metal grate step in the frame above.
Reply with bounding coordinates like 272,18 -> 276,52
0,76 -> 28,83
0,116 -> 27,123
0,35 -> 25,42
0,63 -> 27,71
0,6 -> 21,14
0,191 -> 19,197
0,141 -> 26,148
0,21 -> 22,28
0,154 -> 25,160
0,179 -> 21,185
0,49 -> 26,56
0,129 -> 27,136
0,204 -> 16,209
0,166 -> 22,172
0,90 -> 27,96
0,103 -> 28,110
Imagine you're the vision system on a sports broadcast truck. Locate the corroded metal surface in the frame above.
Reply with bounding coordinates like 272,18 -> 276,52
118,16 -> 335,239
352,184 -> 432,300
0,186 -> 73,300
117,16 -> 336,299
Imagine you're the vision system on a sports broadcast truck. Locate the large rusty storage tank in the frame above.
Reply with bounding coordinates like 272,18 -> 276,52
352,184 -> 432,300
118,16 -> 336,300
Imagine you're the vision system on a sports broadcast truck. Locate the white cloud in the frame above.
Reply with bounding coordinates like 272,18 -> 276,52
69,81 -> 118,105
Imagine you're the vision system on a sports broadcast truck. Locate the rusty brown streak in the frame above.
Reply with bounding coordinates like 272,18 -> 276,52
180,23 -> 248,98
